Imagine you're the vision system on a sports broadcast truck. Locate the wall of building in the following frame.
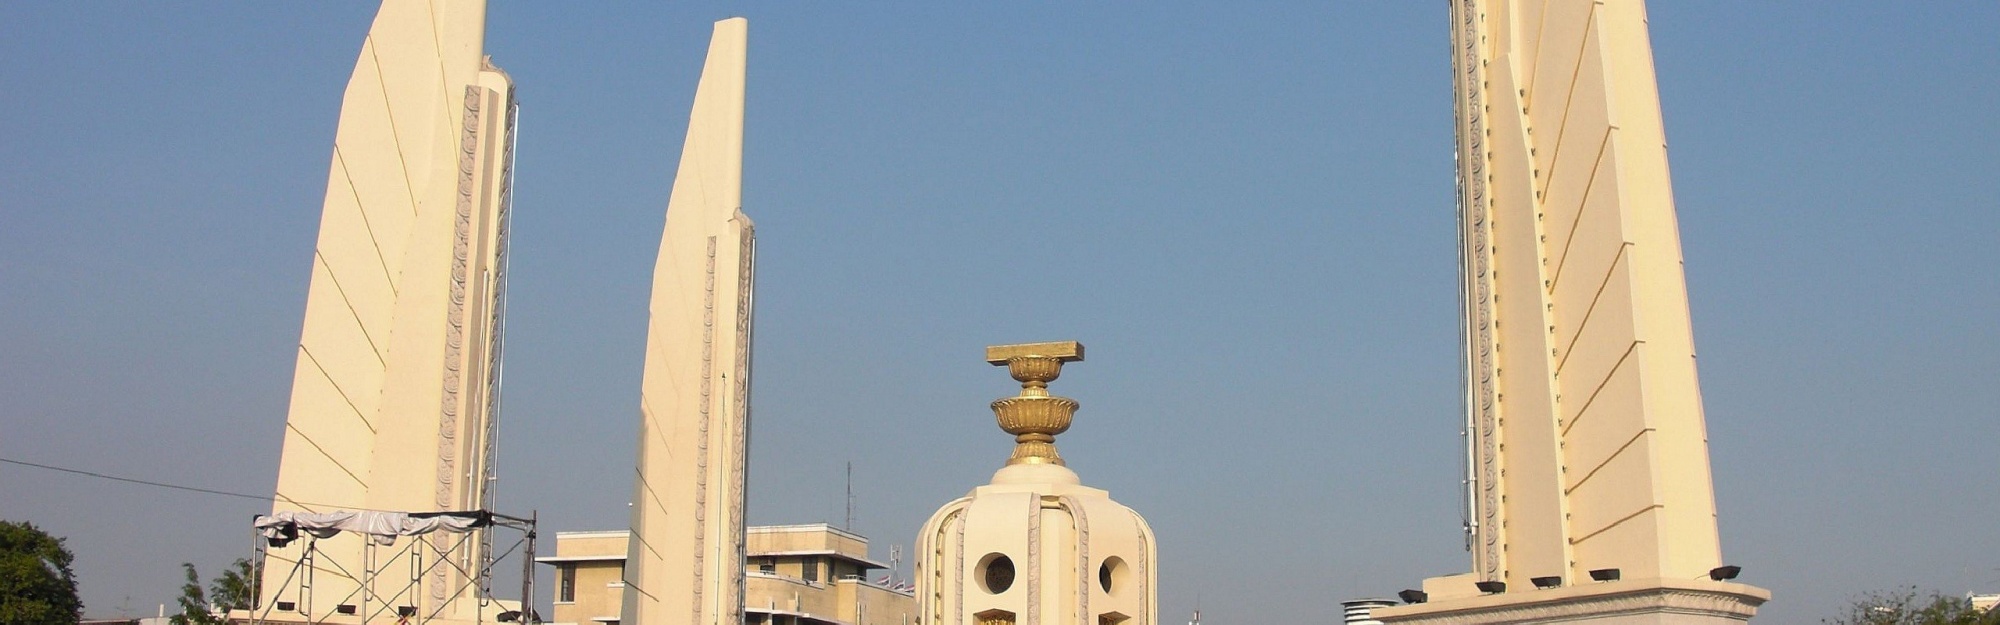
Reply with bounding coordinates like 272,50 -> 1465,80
544,525 -> 914,625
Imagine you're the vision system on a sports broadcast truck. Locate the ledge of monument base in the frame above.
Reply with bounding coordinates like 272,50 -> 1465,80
223,601 -> 522,625
1374,578 -> 1770,625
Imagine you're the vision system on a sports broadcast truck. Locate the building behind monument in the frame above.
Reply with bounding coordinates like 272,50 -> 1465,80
538,525 -> 915,625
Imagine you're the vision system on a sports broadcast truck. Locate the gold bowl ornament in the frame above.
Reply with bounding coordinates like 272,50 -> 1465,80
984,342 -> 1085,466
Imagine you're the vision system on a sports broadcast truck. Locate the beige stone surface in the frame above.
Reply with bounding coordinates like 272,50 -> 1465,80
621,17 -> 756,625
1444,0 -> 1744,598
259,0 -> 517,622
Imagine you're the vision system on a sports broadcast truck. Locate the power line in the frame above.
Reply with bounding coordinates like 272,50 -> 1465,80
0,456 -> 377,513
1,456 -> 270,502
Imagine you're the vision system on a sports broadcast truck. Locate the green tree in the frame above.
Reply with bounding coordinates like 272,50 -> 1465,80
208,558 -> 257,613
172,563 -> 222,625
174,558 -> 258,625
1825,587 -> 2000,625
0,520 -> 83,624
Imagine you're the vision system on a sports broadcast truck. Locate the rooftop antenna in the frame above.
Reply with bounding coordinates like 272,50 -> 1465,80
844,461 -> 854,531
889,544 -> 903,585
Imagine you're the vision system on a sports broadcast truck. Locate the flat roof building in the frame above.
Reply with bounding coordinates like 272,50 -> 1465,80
537,524 -> 915,625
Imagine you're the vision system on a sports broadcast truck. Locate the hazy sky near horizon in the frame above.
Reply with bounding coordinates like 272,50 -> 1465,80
2,2 -> 1995,622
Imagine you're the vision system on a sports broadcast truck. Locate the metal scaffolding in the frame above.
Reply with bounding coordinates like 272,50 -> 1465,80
249,510 -> 537,625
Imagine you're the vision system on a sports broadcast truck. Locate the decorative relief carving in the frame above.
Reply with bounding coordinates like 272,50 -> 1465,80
1450,0 -> 1503,579
955,515 -> 967,625
475,97 -> 516,516
431,85 -> 486,606
726,223 -> 754,625
1058,496 -> 1091,625
1131,514 -> 1147,625
691,236 -> 717,625
926,505 -> 967,625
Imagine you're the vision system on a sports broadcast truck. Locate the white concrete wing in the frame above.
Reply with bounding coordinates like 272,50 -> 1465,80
1450,0 -> 1723,588
264,0 -> 516,621
623,17 -> 756,625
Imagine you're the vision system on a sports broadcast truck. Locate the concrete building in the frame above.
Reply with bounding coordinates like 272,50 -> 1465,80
915,342 -> 1158,625
1375,1 -> 1770,623
538,525 -> 915,625
1971,594 -> 1999,613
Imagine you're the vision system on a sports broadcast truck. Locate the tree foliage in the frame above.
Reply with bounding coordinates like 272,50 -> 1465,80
0,520 -> 83,624
1825,588 -> 2000,625
172,563 -> 221,625
173,558 -> 258,625
209,558 -> 257,613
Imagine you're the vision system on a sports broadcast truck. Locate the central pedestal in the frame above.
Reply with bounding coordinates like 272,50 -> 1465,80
1372,579 -> 1769,625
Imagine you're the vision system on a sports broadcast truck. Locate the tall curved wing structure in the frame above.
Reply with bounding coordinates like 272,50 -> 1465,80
1450,0 -> 1721,586
262,0 -> 516,621
622,18 -> 755,625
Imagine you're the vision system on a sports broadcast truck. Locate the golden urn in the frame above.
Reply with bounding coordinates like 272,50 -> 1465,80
985,341 -> 1085,466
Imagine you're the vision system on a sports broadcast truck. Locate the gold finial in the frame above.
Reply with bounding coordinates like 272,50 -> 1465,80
986,341 -> 1085,466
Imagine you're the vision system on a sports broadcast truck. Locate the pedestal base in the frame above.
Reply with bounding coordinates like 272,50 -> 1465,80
1372,578 -> 1769,625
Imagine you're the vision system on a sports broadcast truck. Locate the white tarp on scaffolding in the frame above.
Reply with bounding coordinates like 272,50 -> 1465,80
255,510 -> 490,546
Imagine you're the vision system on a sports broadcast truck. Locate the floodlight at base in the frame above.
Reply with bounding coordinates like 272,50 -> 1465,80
1475,580 -> 1507,594
1709,565 -> 1742,581
1398,589 -> 1429,604
1588,568 -> 1621,582
1531,576 -> 1562,589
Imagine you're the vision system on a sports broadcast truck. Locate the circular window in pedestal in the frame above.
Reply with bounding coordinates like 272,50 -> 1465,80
1098,556 -> 1129,594
978,553 -> 1016,594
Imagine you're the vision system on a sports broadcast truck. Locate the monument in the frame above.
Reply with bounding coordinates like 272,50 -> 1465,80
258,0 -> 519,621
620,17 -> 757,625
916,342 -> 1158,625
1373,1 -> 1770,622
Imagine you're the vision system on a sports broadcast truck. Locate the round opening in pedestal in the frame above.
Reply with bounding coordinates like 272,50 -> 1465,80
978,553 -> 1015,594
1098,556 -> 1128,594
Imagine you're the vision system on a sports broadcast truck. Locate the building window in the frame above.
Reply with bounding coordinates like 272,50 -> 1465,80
558,564 -> 576,602
800,556 -> 819,583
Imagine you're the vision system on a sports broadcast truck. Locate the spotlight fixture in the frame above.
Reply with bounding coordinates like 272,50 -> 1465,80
1475,581 -> 1507,594
335,604 -> 357,615
1531,576 -> 1563,589
1398,589 -> 1429,604
274,601 -> 296,612
1588,568 -> 1621,582
1708,565 -> 1742,581
498,610 -> 523,622
398,607 -> 419,617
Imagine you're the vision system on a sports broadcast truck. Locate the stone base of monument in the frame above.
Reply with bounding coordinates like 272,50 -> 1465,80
1372,578 -> 1770,625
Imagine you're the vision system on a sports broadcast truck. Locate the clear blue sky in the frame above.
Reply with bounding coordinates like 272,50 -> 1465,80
2,3 -> 1994,622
